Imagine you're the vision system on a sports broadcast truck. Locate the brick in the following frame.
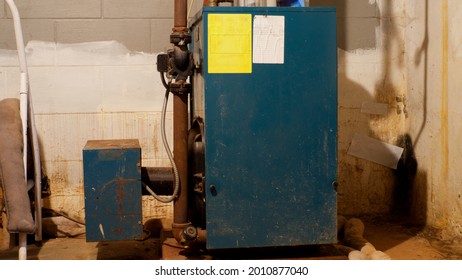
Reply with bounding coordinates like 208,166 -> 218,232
99,112 -> 172,165
344,0 -> 378,18
6,0 -> 101,19
0,19 -> 55,50
0,41 -> 55,69
101,65 -> 162,112
18,66 -> 103,114
151,18 -> 174,53
0,1 -> 5,18
35,114 -> 103,162
56,41 -> 156,66
0,68 -> 9,100
103,0 -> 173,19
4,67 -> 22,100
310,0 -> 377,18
189,0 -> 204,19
57,19 -> 151,52
337,17 -> 379,51
0,50 -> 19,67
377,0 -> 405,18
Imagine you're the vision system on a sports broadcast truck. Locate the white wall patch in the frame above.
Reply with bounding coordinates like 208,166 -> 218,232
253,15 -> 285,64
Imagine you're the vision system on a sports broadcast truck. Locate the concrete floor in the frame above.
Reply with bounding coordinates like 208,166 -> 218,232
1,217 -> 462,260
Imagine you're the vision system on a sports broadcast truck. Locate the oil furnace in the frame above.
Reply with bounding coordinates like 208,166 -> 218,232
84,5 -> 338,251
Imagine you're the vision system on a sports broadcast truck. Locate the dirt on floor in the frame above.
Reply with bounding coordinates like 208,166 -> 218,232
362,216 -> 462,260
1,216 -> 462,260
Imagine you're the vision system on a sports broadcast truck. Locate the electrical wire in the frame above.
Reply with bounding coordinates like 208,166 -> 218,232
145,73 -> 180,203
160,72 -> 169,90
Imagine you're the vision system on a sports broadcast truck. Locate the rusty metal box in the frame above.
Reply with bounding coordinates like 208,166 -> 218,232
83,139 -> 142,242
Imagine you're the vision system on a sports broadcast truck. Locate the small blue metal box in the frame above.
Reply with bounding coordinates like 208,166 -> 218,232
83,139 -> 143,242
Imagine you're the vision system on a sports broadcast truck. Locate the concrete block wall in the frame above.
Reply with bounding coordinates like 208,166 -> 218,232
1,0 -> 174,53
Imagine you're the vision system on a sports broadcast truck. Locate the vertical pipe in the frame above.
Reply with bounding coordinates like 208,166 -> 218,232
174,0 -> 188,33
19,73 -> 28,178
172,0 -> 190,238
5,0 -> 29,260
173,95 -> 189,226
18,233 -> 27,260
30,98 -> 42,244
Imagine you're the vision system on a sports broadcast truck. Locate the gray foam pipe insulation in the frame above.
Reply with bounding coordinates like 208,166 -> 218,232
0,98 -> 35,234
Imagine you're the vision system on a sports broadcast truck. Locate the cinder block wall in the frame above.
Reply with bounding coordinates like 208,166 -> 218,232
0,0 -> 175,53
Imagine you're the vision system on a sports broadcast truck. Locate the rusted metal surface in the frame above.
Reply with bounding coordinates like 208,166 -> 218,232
84,139 -> 140,150
171,0 -> 191,244
173,0 -> 188,34
83,139 -> 142,241
173,94 -> 189,227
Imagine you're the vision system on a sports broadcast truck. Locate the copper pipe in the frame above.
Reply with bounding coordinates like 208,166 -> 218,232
171,0 -> 191,244
173,94 -> 189,226
174,0 -> 188,34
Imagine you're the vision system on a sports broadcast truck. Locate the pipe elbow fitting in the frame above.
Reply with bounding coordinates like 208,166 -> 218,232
173,45 -> 189,71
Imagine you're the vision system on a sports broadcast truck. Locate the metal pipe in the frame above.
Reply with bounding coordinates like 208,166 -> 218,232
5,0 -> 29,260
141,167 -> 174,195
18,233 -> 27,260
173,94 -> 189,229
171,0 -> 190,244
174,0 -> 188,33
5,0 -> 28,186
6,0 -> 43,248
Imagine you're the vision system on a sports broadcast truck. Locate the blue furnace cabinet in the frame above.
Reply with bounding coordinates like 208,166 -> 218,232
190,7 -> 338,249
83,139 -> 143,242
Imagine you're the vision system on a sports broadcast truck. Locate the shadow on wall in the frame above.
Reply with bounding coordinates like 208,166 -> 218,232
310,0 -> 429,226
393,134 -> 427,226
407,0 -> 429,226
310,0 -> 379,51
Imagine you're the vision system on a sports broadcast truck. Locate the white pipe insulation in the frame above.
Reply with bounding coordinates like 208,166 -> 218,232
4,0 -> 43,259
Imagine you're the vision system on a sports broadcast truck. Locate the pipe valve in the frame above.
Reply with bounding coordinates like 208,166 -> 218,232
180,225 -> 199,246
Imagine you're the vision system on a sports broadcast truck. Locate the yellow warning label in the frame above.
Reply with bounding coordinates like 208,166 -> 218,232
208,14 -> 252,74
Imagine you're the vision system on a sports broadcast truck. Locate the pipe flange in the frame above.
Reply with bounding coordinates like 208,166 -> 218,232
170,82 -> 192,95
170,33 -> 192,45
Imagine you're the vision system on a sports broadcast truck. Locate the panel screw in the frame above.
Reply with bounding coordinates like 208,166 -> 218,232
209,185 -> 217,196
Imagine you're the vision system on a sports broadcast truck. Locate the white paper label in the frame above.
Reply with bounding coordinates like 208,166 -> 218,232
253,15 -> 285,64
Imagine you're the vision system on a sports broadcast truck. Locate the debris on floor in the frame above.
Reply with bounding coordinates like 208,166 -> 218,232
1,215 -> 462,260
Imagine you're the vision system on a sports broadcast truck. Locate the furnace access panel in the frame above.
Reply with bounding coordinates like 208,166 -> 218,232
190,7 -> 338,249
